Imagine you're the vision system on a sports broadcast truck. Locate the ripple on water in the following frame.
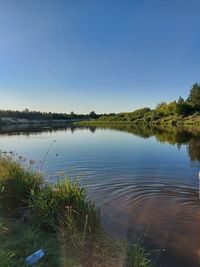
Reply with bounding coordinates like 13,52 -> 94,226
86,175 -> 200,267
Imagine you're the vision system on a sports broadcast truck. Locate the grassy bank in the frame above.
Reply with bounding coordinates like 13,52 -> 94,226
0,155 -> 151,267
77,112 -> 200,127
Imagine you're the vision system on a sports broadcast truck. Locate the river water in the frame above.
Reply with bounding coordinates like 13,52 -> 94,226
1,124 -> 200,267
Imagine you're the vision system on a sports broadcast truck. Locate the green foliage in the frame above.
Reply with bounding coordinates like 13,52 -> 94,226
130,108 -> 152,118
0,217 -> 61,267
127,243 -> 150,267
155,101 -> 177,117
176,100 -> 193,116
78,82 -> 200,126
29,178 -> 100,233
2,82 -> 200,127
0,157 -> 152,267
177,96 -> 184,105
0,109 -> 103,121
89,111 -> 98,118
188,83 -> 200,109
0,156 -> 43,211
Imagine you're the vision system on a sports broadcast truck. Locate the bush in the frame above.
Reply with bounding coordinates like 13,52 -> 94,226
29,178 -> 100,233
176,102 -> 193,116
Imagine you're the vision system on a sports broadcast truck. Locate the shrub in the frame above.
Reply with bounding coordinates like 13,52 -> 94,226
29,178 -> 100,233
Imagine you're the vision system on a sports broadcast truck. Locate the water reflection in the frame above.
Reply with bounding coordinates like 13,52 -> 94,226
86,124 -> 200,163
99,174 -> 200,267
0,124 -> 97,136
1,123 -> 200,266
1,123 -> 200,163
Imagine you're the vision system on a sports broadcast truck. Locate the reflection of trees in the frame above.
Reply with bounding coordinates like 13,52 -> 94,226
89,127 -> 96,133
95,123 -> 200,163
95,124 -> 154,138
187,138 -> 200,161
1,123 -> 200,163
152,127 -> 200,162
153,127 -> 192,146
0,124 -> 98,136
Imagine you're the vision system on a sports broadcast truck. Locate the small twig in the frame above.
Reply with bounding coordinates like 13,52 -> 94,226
40,140 -> 56,171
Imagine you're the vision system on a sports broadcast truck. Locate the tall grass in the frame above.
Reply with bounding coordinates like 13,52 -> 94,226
0,155 -> 42,212
127,243 -> 150,267
0,155 -> 151,267
29,178 -> 100,233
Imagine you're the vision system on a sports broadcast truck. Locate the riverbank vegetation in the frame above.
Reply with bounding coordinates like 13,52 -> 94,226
79,83 -> 200,126
1,83 -> 200,127
0,154 -> 151,267
0,110 -> 103,126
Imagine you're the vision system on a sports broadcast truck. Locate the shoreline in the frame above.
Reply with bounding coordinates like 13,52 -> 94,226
0,156 -> 150,267
76,114 -> 200,127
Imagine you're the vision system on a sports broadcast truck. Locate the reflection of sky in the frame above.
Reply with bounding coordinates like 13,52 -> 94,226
1,127 -> 200,266
0,127 -> 198,185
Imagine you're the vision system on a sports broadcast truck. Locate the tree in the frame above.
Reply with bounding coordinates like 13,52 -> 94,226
156,102 -> 167,109
155,101 -> 176,116
177,96 -> 184,105
89,111 -> 97,118
176,101 -> 193,116
70,111 -> 76,119
188,83 -> 200,110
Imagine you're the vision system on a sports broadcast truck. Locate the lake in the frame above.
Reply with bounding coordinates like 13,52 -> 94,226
1,124 -> 200,267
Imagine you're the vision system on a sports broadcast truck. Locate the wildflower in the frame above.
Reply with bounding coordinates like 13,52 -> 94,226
64,205 -> 73,212
52,187 -> 60,193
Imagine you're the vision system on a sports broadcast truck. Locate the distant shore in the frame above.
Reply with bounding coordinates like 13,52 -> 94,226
0,117 -> 81,126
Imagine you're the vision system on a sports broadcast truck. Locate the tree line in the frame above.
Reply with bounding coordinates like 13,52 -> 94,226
86,82 -> 200,125
152,82 -> 200,117
0,109 -> 106,121
1,83 -> 200,123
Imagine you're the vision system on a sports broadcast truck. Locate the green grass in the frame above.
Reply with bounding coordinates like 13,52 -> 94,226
0,216 -> 61,267
77,111 -> 200,127
0,155 -> 43,212
0,155 -> 151,267
29,178 -> 100,233
127,243 -> 150,267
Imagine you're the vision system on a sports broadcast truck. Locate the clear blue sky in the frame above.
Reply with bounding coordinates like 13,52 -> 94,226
0,0 -> 200,114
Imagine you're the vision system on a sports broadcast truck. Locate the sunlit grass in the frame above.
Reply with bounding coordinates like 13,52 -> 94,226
0,155 -> 151,267
29,178 -> 100,233
0,155 -> 42,212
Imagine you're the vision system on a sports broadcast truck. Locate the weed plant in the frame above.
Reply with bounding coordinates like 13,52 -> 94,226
0,155 -> 151,267
29,178 -> 100,233
0,155 -> 42,212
